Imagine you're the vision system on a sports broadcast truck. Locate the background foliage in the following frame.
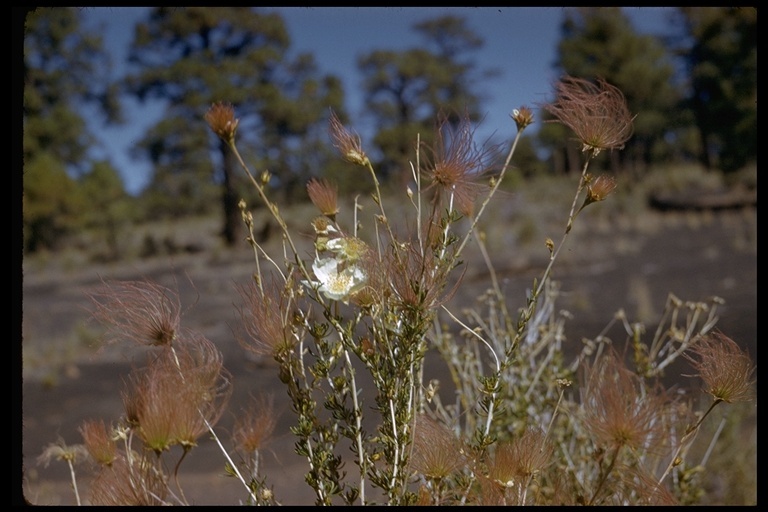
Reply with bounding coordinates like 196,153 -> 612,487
22,7 -> 756,254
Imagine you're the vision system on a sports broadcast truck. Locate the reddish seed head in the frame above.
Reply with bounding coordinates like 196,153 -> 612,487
685,330 -> 755,403
424,111 -> 494,217
237,278 -> 294,358
233,393 -> 278,453
581,352 -> 668,452
328,109 -> 369,166
122,335 -> 231,453
89,279 -> 181,347
204,101 -> 239,143
410,415 -> 467,480
79,419 -> 117,466
586,174 -> 617,203
486,427 -> 553,499
307,177 -> 339,219
88,453 -> 169,505
544,75 -> 634,156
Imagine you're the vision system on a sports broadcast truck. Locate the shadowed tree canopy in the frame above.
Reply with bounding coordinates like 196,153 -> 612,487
674,7 -> 756,173
126,7 -> 345,245
78,160 -> 132,260
544,7 -> 679,175
24,8 -> 121,168
358,15 -> 498,182
23,7 -> 122,252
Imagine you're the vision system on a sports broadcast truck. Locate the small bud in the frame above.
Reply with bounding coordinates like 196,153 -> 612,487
546,238 -> 555,256
511,106 -> 535,131
360,337 -> 375,357
311,216 -> 335,236
243,210 -> 253,227
260,170 -> 271,186
346,149 -> 370,167
426,379 -> 439,402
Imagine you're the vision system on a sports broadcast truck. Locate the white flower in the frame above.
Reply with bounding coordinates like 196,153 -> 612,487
325,236 -> 369,263
308,257 -> 366,303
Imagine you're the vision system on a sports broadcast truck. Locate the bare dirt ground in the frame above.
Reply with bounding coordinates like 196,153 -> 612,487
18,205 -> 757,505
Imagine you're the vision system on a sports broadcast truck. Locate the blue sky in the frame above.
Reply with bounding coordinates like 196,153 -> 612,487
80,7 -> 676,195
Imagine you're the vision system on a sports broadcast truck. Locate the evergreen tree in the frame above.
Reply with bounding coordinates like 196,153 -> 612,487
545,7 -> 679,174
23,7 -> 121,252
126,7 -> 344,245
675,7 -> 756,173
22,153 -> 82,252
358,15 -> 497,182
78,161 -> 133,260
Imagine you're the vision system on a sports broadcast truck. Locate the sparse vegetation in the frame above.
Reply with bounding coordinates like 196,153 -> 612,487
26,76 -> 756,505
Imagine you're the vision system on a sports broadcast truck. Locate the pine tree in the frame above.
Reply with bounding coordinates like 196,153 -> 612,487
23,7 -> 121,251
126,7 -> 344,245
358,15 -> 497,182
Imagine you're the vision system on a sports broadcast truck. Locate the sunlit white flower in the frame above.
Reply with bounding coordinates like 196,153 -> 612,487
308,257 -> 366,303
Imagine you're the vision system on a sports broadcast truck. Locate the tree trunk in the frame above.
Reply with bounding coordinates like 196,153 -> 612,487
698,126 -> 713,170
220,139 -> 241,246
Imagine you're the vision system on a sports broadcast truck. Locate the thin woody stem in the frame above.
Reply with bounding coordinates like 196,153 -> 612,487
227,141 -> 313,284
534,156 -> 591,302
